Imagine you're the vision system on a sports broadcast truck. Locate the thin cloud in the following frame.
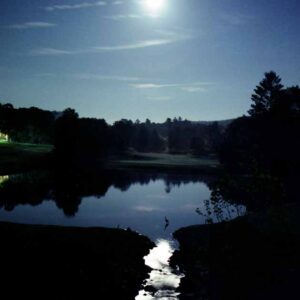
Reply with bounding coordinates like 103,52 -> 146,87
73,73 -> 142,81
181,86 -> 207,93
93,39 -> 175,51
8,22 -> 56,29
132,83 -> 164,89
45,1 -> 106,11
29,30 -> 191,56
131,82 -> 212,93
30,48 -> 73,56
33,72 -> 142,82
92,30 -> 191,51
105,14 -> 142,20
133,205 -> 163,212
30,37 -> 183,56
113,1 -> 124,4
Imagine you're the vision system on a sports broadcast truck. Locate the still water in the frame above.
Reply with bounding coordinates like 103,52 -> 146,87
0,169 -> 244,300
0,170 -> 242,240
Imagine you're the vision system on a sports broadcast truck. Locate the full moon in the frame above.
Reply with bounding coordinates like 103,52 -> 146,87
143,0 -> 166,15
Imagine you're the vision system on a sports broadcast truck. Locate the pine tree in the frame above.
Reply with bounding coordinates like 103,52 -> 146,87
248,71 -> 283,116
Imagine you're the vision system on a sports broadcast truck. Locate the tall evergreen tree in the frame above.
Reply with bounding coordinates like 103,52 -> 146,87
248,71 -> 283,116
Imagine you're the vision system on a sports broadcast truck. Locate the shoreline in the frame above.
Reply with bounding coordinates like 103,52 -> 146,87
171,205 -> 300,300
0,221 -> 154,300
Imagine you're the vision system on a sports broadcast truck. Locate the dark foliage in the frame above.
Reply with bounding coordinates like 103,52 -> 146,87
0,103 -> 55,144
172,214 -> 300,300
218,71 -> 300,210
1,102 -> 226,159
54,108 -> 79,159
220,71 -> 300,176
248,71 -> 284,116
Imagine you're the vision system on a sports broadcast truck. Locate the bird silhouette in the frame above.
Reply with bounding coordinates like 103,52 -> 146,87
164,216 -> 170,230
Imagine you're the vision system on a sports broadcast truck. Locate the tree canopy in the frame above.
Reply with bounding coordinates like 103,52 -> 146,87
221,71 -> 300,175
248,71 -> 284,116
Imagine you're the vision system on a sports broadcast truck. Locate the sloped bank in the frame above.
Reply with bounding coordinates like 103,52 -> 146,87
0,221 -> 154,300
171,205 -> 300,300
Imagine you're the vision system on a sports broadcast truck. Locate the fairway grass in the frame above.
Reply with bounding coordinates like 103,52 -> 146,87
0,144 -> 219,174
110,152 -> 220,171
0,142 -> 53,174
0,142 -> 53,154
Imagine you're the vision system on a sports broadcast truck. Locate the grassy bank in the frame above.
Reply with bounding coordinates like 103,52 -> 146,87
1,144 -> 220,174
109,152 -> 220,172
171,204 -> 300,300
0,142 -> 53,174
0,221 -> 154,300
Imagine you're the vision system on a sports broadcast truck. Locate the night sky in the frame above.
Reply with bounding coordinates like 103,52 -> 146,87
0,0 -> 300,123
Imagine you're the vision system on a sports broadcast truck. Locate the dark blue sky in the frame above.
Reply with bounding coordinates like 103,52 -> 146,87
0,0 -> 299,122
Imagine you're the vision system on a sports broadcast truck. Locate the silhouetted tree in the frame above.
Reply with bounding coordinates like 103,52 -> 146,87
221,72 -> 300,175
0,103 -> 55,143
135,125 -> 149,152
248,71 -> 283,116
190,136 -> 206,155
1,101 -> 226,156
149,129 -> 165,152
112,119 -> 135,153
77,118 -> 109,157
145,118 -> 151,126
208,122 -> 222,152
54,108 -> 79,159
272,86 -> 300,117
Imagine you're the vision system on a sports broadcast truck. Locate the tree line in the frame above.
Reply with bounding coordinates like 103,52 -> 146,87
220,71 -> 300,175
0,103 -> 225,158
0,104 -> 55,144
216,71 -> 300,210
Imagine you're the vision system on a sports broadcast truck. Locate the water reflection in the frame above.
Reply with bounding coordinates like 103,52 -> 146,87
0,169 -> 244,239
136,239 -> 184,300
0,169 -> 246,299
0,169 -> 212,215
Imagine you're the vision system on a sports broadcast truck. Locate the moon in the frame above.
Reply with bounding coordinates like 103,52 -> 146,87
143,0 -> 166,16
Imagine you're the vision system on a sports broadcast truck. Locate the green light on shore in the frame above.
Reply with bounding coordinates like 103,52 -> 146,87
0,175 -> 9,186
0,132 -> 9,143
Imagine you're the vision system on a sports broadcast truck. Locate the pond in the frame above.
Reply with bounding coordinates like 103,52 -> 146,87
0,169 -> 245,300
0,169 -> 243,240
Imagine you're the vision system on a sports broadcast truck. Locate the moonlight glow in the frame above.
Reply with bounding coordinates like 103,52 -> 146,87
143,0 -> 166,15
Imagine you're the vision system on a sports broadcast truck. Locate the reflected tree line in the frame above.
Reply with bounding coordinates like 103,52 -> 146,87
0,169 -> 214,217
